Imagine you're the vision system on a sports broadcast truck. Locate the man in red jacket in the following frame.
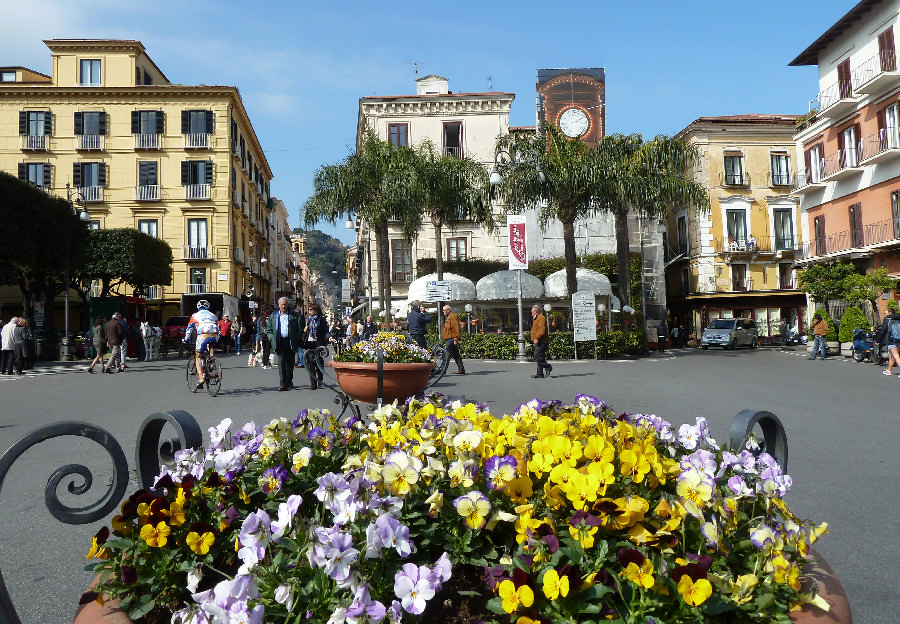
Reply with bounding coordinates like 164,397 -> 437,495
218,314 -> 233,355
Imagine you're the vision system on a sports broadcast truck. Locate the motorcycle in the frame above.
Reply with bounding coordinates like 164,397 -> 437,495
852,328 -> 885,364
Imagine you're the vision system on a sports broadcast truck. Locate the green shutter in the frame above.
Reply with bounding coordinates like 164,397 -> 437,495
181,110 -> 190,134
43,163 -> 52,187
73,163 -> 82,187
17,162 -> 26,180
74,112 -> 83,135
205,161 -> 214,185
45,112 -> 52,136
131,111 -> 140,134
98,163 -> 107,187
181,161 -> 190,185
205,110 -> 214,134
156,111 -> 165,134
19,111 -> 26,135
99,113 -> 107,135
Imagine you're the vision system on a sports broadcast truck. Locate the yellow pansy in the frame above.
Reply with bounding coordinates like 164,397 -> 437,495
168,500 -> 186,526
186,531 -> 215,555
676,470 -> 713,507
86,537 -> 109,560
139,521 -> 171,548
727,573 -> 758,604
677,575 -> 713,606
622,559 -> 655,589
498,580 -> 534,613
542,568 -> 569,600
568,523 -> 598,549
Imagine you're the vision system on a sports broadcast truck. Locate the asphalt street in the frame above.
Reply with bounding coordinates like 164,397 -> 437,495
0,346 -> 896,623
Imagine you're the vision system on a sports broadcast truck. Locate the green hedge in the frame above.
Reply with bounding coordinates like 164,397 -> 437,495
838,305 -> 869,342
430,330 -> 646,360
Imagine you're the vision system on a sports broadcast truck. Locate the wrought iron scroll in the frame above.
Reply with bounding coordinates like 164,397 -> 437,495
305,346 -> 361,421
423,342 -> 450,392
730,409 -> 789,472
0,422 -> 130,624
135,410 -> 204,490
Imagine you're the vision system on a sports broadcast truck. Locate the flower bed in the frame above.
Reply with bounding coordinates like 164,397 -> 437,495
334,332 -> 432,364
81,394 -> 829,623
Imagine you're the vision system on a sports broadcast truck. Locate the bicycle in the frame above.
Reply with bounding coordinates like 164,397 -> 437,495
186,349 -> 222,396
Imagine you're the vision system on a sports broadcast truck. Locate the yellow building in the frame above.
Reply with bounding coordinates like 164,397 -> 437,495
0,39 -> 274,326
666,115 -> 807,342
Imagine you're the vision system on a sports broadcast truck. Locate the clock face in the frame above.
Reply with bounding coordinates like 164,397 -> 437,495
558,107 -> 590,138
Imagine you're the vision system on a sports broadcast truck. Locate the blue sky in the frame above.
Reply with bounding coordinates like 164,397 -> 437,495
4,0 -> 855,244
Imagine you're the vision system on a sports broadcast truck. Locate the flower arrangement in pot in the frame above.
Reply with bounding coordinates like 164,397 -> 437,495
78,394 -> 834,624
328,332 -> 434,404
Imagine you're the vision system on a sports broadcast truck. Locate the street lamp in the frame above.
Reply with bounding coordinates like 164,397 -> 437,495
464,303 -> 473,334
345,214 -> 354,229
62,183 -> 91,361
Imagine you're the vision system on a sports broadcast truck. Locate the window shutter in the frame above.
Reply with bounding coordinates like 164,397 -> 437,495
804,148 -> 811,172
837,129 -> 845,153
156,111 -> 164,134
73,163 -> 82,187
43,163 -> 52,187
139,161 -> 148,186
181,110 -> 190,134
98,163 -> 107,187
181,161 -> 190,185
74,112 -> 83,135
205,110 -> 214,134
19,111 -> 26,135
45,112 -> 52,136
131,111 -> 140,134
17,163 -> 26,180
99,113 -> 107,135
878,106 -> 887,132
854,123 -> 861,152
205,161 -> 214,185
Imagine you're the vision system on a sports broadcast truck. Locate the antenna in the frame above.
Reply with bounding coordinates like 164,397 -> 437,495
405,61 -> 427,79
487,75 -> 493,91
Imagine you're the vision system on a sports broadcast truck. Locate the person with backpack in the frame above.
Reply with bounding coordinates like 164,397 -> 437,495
808,314 -> 829,360
874,310 -> 900,375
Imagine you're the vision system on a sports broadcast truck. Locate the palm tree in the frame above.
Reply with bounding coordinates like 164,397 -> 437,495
598,134 -> 708,308
414,140 -> 494,280
302,131 -> 423,322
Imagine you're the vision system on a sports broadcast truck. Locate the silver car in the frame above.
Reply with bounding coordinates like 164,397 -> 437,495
700,318 -> 759,349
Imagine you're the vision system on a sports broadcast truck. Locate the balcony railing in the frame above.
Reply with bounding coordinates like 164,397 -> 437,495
392,272 -> 414,283
134,185 -> 160,201
182,245 -> 212,260
443,146 -> 462,157
768,171 -> 791,187
822,148 -> 862,179
779,278 -> 796,290
80,186 -> 103,202
714,236 -> 799,254
813,80 -> 857,118
183,133 -> 210,149
185,184 -> 210,200
792,166 -> 826,192
858,130 -> 900,164
732,277 -> 752,292
184,283 -> 208,294
20,134 -> 47,150
76,134 -> 104,150
138,285 -> 161,300
234,247 -> 245,265
133,133 -> 160,149
720,172 -> 750,187
852,49 -> 899,93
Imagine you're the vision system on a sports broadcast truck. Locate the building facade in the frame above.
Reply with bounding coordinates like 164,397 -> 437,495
666,115 -> 806,341
0,39 -> 274,326
790,0 -> 900,317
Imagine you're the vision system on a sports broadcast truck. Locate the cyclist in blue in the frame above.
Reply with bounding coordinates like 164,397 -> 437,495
184,300 -> 219,389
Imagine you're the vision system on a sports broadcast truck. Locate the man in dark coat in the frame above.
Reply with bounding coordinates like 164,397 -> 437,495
407,301 -> 431,349
303,303 -> 329,389
104,312 -> 125,373
530,305 -> 551,378
362,315 -> 378,339
265,297 -> 304,391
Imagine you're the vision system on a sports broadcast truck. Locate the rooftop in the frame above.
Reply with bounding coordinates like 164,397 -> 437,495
788,0 -> 883,66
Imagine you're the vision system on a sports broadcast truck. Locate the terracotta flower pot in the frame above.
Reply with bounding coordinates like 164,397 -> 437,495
72,576 -> 130,624
790,548 -> 853,624
328,361 -> 434,404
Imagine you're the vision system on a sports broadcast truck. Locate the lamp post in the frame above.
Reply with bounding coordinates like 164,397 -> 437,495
62,183 -> 91,361
464,304 -> 472,334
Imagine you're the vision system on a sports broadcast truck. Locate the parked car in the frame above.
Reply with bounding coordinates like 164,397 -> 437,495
161,315 -> 191,357
700,318 -> 759,350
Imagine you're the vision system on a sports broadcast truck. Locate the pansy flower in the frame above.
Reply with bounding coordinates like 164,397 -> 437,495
453,490 -> 490,530
484,455 -> 517,491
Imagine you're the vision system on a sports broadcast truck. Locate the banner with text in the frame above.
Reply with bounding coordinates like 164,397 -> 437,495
507,215 -> 528,270
572,291 -> 597,342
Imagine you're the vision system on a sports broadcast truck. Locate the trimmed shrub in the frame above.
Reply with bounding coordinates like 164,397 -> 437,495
809,307 -> 838,341
838,305 -> 869,342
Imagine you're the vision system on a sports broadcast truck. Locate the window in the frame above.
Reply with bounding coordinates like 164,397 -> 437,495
187,219 -> 208,258
849,203 -> 863,248
881,103 -> 900,150
20,111 -> 50,136
80,59 -> 101,86
138,219 -> 158,238
726,209 -> 747,247
814,215 -> 826,255
676,215 -> 688,255
182,110 -> 213,134
143,69 -> 152,85
879,26 -> 897,72
443,122 -> 462,157
779,263 -> 793,289
773,208 -> 794,250
181,160 -> 213,185
88,220 -> 100,230
18,162 -> 50,187
388,123 -> 408,148
1,71 -> 15,82
190,268 -> 206,286
447,237 -> 467,261
391,239 -> 412,282
75,111 -> 106,135
892,191 -> 900,240
136,161 -> 159,200
770,153 -> 790,185
131,110 -> 163,135
73,162 -> 105,201
732,263 -> 748,291
724,155 -> 744,185
806,144 -> 824,183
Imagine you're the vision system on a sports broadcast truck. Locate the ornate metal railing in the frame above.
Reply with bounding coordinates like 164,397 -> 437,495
0,405 -> 785,623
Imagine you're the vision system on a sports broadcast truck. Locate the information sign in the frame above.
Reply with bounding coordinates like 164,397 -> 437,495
424,280 -> 452,302
572,291 -> 597,342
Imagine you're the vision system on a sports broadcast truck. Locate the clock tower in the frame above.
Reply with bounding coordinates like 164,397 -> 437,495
537,68 -> 605,144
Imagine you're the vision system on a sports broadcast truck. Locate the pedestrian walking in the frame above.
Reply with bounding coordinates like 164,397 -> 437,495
105,312 -> 126,373
407,301 -> 431,349
234,317 -> 245,355
442,304 -> 465,375
266,297 -> 304,391
304,303 -> 328,389
294,308 -> 306,368
530,305 -> 552,378
670,324 -> 680,348
362,315 -> 378,339
873,311 -> 900,376
809,314 -> 828,360
119,315 -> 130,371
1,317 -> 16,375
87,314 -> 107,373
656,322 -> 668,351
259,308 -> 273,369
9,319 -> 27,375
329,317 -> 345,356
218,314 -> 233,355
779,320 -> 788,347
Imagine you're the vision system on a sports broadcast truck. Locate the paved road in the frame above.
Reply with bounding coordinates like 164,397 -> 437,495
0,347 -> 896,623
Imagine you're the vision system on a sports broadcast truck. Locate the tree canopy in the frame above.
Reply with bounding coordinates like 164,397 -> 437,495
73,228 -> 173,299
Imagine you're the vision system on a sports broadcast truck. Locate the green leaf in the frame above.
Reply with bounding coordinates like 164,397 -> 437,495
128,593 -> 157,620
756,592 -> 776,610
485,597 -> 507,615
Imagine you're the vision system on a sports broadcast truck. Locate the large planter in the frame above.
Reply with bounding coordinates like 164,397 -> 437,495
827,341 -> 840,355
328,360 -> 433,404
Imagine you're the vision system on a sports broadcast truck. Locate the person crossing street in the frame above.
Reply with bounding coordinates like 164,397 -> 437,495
531,305 -> 552,378
266,297 -> 303,391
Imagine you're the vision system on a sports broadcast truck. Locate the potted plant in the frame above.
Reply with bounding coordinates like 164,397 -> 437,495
75,393 -> 845,624
328,332 -> 434,404
837,306 -> 868,357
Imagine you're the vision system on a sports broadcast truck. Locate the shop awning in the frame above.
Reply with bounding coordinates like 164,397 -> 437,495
475,270 -> 544,300
407,273 -> 476,302
544,267 -> 613,298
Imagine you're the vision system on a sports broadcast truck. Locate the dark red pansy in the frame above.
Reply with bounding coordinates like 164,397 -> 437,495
94,526 -> 110,544
120,566 -> 137,585
154,474 -> 174,490
189,521 -> 217,536
206,472 -> 225,487
670,562 -> 708,583
78,591 -> 99,605
512,566 -> 531,588
617,547 -> 645,567
181,475 -> 196,491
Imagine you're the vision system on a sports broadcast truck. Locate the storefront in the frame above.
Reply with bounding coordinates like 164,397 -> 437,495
679,293 -> 807,344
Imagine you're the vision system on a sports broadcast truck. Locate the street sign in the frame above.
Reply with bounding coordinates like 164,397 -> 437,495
572,291 -> 597,342
424,280 -> 452,302
341,279 -> 351,303
507,214 -> 528,270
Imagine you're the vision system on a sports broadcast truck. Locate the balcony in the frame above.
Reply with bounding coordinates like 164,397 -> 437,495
720,172 -> 750,187
392,272 -> 414,283
183,133 -> 210,149
792,167 -> 827,194
76,134 -> 104,150
768,172 -> 792,187
778,278 -> 797,290
715,236 -> 799,256
443,146 -> 462,157
234,247 -> 245,265
185,184 -> 211,200
732,277 -> 753,292
813,80 -> 859,120
858,131 -> 900,165
20,134 -> 48,150
138,285 -> 161,300
184,283 -> 208,294
134,185 -> 160,201
822,148 -> 863,181
243,200 -> 250,218
80,186 -> 104,203
133,133 -> 160,149
232,191 -> 240,208
182,245 -> 212,260
852,50 -> 900,95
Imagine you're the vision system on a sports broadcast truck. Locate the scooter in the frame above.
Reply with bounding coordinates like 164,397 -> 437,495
852,329 -> 884,364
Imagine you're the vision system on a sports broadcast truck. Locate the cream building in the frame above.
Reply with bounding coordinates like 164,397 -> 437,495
0,39 -> 274,326
666,115 -> 806,342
